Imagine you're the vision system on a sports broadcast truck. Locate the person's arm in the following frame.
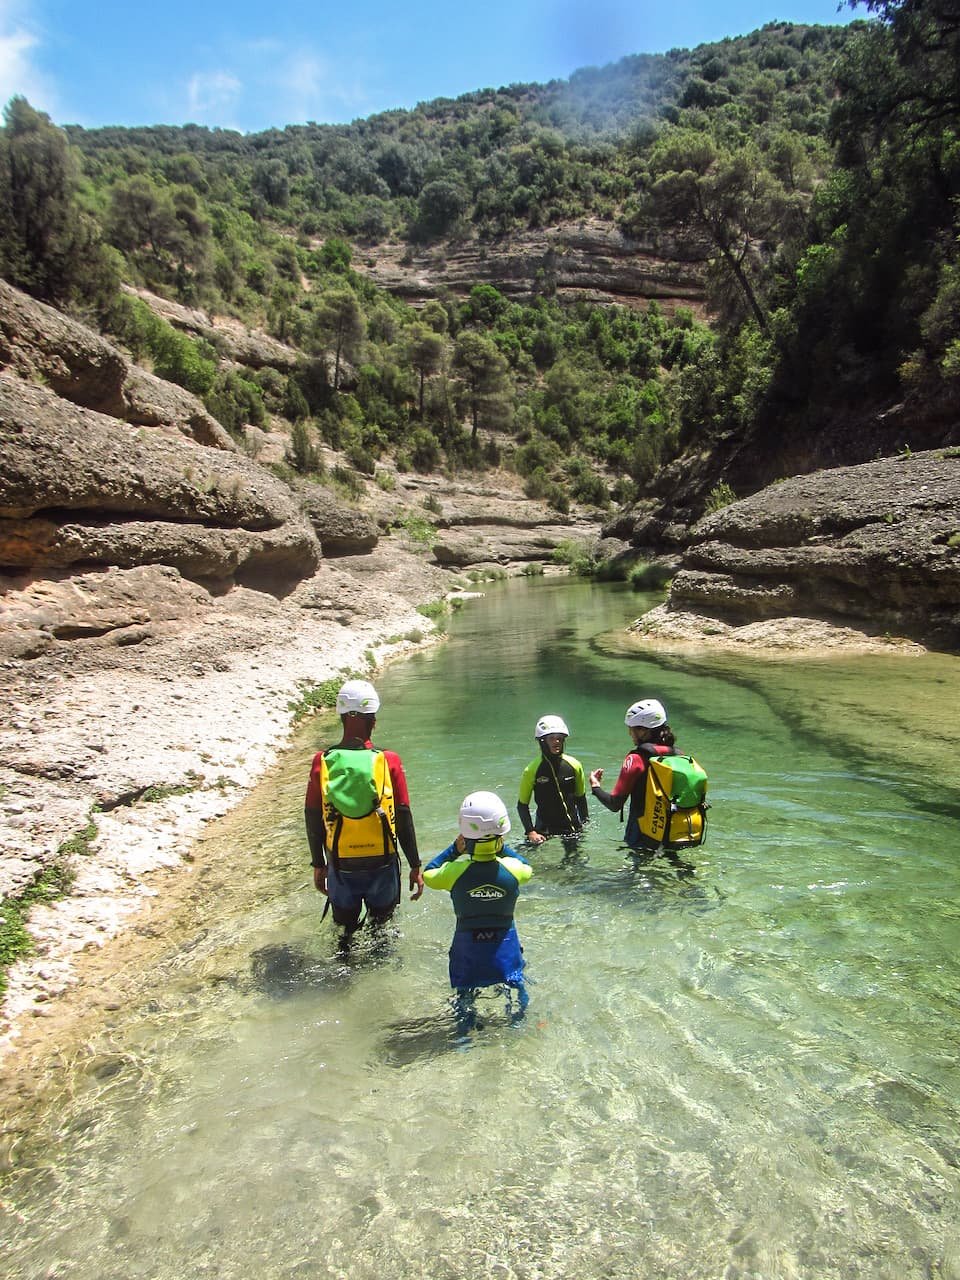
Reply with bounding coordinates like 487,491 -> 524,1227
424,838 -> 462,872
395,804 -> 423,896
589,754 -> 642,813
304,757 -> 329,894
423,856 -> 469,892
517,759 -> 545,843
501,856 -> 533,885
572,759 -> 589,825
384,751 -> 423,898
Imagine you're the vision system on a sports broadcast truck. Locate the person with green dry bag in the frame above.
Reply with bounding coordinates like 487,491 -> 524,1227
589,698 -> 708,861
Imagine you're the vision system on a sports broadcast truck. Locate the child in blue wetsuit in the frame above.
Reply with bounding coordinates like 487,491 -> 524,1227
424,791 -> 533,1021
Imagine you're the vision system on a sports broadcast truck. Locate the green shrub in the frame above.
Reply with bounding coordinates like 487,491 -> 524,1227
283,377 -> 310,421
570,467 -> 610,507
0,854 -> 81,995
288,672 -> 366,724
206,369 -> 267,435
416,599 -> 448,620
552,540 -> 596,576
409,428 -> 441,473
628,561 -> 673,591
110,295 -> 217,395
287,422 -> 324,475
703,481 -> 737,514
398,512 -> 437,545
330,464 -> 365,498
345,441 -> 377,475
57,811 -> 99,858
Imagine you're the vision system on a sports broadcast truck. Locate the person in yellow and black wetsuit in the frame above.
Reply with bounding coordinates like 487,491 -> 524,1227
517,714 -> 588,856
424,791 -> 532,1027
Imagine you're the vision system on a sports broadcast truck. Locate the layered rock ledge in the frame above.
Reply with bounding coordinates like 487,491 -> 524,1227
354,217 -> 709,313
627,450 -> 960,652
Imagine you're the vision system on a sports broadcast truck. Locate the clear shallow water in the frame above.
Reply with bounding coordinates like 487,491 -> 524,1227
3,577 -> 960,1280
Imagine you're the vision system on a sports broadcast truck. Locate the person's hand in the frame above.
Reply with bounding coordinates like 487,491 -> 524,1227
409,866 -> 424,900
589,768 -> 603,788
454,833 -> 466,854
313,865 -> 328,895
527,830 -> 546,846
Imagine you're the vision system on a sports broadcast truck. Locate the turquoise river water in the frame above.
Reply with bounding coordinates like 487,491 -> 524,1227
2,577 -> 960,1280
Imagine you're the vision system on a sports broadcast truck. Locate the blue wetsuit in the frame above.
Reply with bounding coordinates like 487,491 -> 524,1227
424,840 -> 532,991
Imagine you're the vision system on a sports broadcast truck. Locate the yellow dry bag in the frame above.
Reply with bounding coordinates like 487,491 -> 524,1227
319,747 -> 397,869
637,752 -> 708,851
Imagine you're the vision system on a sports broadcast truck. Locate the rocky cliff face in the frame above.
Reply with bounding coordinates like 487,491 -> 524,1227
1,379 -> 319,587
0,281 -> 380,665
354,218 -> 709,313
627,451 -> 960,651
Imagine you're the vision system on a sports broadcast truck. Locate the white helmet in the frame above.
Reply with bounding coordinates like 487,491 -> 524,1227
459,791 -> 511,840
625,698 -> 667,729
336,678 -> 380,716
535,714 -> 569,739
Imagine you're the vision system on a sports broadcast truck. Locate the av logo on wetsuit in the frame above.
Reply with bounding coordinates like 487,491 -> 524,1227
468,886 -> 507,900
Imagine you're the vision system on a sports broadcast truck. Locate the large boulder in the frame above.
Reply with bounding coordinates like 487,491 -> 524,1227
122,366 -> 235,450
0,378 -> 320,588
0,279 -> 128,417
300,487 -> 379,557
652,450 -> 960,650
0,279 -> 234,450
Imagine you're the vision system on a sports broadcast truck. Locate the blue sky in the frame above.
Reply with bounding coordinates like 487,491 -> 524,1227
1,0 -> 855,135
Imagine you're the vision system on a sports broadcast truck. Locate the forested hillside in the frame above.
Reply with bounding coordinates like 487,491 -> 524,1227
1,1 -> 958,525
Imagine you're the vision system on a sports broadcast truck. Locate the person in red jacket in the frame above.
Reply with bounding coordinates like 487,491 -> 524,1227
304,678 -> 423,941
588,698 -> 676,851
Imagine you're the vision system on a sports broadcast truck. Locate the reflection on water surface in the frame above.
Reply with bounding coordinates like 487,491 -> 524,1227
3,578 -> 960,1280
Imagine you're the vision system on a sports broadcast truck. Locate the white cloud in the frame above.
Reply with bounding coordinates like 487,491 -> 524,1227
172,39 -> 378,132
186,69 -> 243,123
284,51 -> 329,102
264,46 -> 373,127
0,6 -> 56,115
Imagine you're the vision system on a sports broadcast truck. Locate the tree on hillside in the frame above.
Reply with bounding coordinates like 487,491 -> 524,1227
818,0 -> 960,386
0,97 -> 115,307
412,179 -> 469,240
314,288 -> 364,389
106,174 -> 210,295
452,331 -> 512,440
838,0 -> 960,139
252,159 -> 290,208
405,323 -> 446,417
632,130 -> 799,333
